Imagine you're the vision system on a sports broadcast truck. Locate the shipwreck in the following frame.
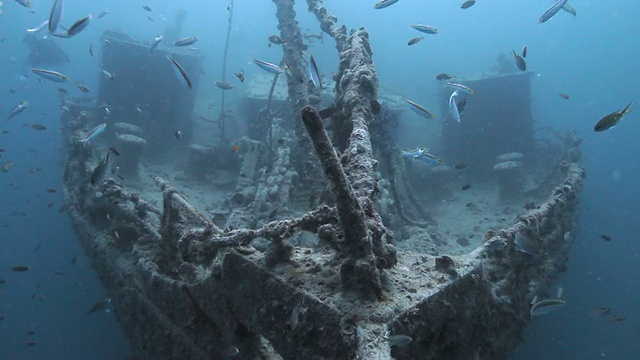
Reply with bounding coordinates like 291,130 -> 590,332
59,1 -> 585,359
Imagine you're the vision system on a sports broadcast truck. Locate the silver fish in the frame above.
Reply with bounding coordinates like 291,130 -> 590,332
150,35 -> 162,52
538,0 -> 568,24
448,91 -> 461,122
174,36 -> 198,47
48,0 -> 64,34
406,99 -> 434,119
79,123 -> 107,144
411,24 -> 439,34
446,82 -> 475,95
384,334 -> 412,347
27,20 -> 49,33
215,80 -> 233,90
514,231 -> 540,257
102,70 -> 115,81
561,3 -> 577,17
7,101 -> 28,120
66,14 -> 92,37
530,298 -> 566,316
308,54 -> 322,89
32,68 -> 69,82
97,9 -> 109,19
253,58 -> 284,74
374,0 -> 399,9
167,57 -> 192,89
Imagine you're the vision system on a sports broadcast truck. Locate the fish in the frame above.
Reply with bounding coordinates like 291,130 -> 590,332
590,307 -> 612,317
600,234 -> 612,242
384,334 -> 412,347
147,16 -> 154,22
407,37 -> 423,46
167,57 -> 192,89
529,286 -> 567,317
76,83 -> 90,93
66,14 -> 92,37
102,70 -> 115,81
562,3 -> 577,17
174,37 -> 198,47
174,130 -> 183,139
12,265 -> 30,272
150,35 -> 162,52
97,9 -> 109,19
87,298 -> 112,314
0,278 -> 6,284
142,5 -> 151,12
71,255 -> 77,264
538,0 -> 569,24
90,151 -> 110,185
402,148 -> 444,165
411,24 -> 439,34
448,91 -> 461,122
608,314 -> 626,325
231,145 -> 239,153
14,0 -> 32,9
32,68 -> 69,82
234,72 -> 245,83
594,102 -> 635,132
26,20 -> 49,33
107,146 -> 120,156
406,99 -> 435,119
374,0 -> 399,9
530,298 -> 566,316
79,123 -> 107,144
521,45 -> 528,58
215,80 -> 233,90
461,183 -> 471,190
24,340 -> 38,347
88,44 -> 94,57
31,124 -> 47,130
446,82 -> 475,95
454,163 -> 470,170
268,35 -> 285,45
460,0 -> 475,9
512,50 -> 526,71
457,97 -> 467,115
7,101 -> 28,120
308,54 -> 322,89
514,231 -> 541,256
222,347 -> 240,358
253,58 -> 285,74
48,0 -> 64,34
436,73 -> 453,81
558,92 -> 570,100
319,107 -> 337,119
2,161 -> 14,172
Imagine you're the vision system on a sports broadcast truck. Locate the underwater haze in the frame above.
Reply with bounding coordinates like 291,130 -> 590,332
0,0 -> 639,359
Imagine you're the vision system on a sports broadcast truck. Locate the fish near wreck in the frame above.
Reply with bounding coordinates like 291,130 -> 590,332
531,286 -> 566,317
594,102 -> 635,132
90,151 -> 110,185
512,50 -> 526,71
374,0 -> 399,9
538,0 -> 568,23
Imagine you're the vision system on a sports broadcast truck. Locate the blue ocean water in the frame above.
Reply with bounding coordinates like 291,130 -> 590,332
0,0 -> 638,359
